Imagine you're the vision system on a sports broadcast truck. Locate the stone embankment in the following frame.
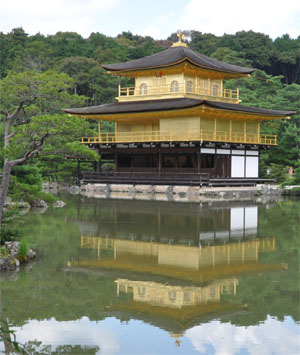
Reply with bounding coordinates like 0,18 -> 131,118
0,241 -> 36,271
66,183 -> 300,202
4,195 -> 65,214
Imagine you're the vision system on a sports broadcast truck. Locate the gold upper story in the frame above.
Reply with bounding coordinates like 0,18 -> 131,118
117,68 -> 240,104
106,31 -> 252,104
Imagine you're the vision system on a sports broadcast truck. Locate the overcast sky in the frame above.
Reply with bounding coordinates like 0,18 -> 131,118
1,0 -> 300,39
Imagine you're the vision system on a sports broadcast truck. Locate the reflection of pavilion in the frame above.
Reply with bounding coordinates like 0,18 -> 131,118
80,235 -> 275,267
67,236 -> 279,283
116,278 -> 237,308
67,200 -> 284,344
111,277 -> 240,345
67,232 -> 280,343
75,199 -> 261,244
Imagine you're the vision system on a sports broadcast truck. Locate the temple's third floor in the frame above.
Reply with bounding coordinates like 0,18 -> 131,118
118,74 -> 240,104
102,44 -> 256,104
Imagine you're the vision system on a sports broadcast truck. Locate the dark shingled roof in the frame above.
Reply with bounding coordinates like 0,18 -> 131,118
63,98 -> 296,117
102,46 -> 256,75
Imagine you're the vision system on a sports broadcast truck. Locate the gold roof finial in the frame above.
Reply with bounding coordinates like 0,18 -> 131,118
170,332 -> 183,347
172,30 -> 187,47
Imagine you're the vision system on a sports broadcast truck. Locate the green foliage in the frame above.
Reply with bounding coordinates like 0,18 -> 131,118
0,210 -> 22,244
101,163 -> 115,172
0,70 -> 86,115
12,165 -> 43,190
17,238 -> 28,261
268,163 -> 287,182
280,166 -> 300,187
0,247 -> 9,257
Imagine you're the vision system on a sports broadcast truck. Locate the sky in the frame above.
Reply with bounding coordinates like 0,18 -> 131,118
1,0 -> 300,40
7,315 -> 300,355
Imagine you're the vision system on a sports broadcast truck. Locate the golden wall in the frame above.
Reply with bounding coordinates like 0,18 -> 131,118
116,116 -> 260,139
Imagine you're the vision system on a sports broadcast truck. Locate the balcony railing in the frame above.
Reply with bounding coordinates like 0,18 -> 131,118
81,130 -> 277,146
118,83 -> 239,102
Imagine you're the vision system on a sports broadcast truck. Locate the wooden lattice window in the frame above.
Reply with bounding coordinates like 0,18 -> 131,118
213,84 -> 219,96
139,83 -> 148,95
170,80 -> 179,92
138,287 -> 146,298
168,291 -> 177,302
186,80 -> 194,93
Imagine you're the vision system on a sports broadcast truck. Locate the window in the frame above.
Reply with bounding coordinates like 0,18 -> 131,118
170,80 -> 179,92
183,292 -> 190,302
138,287 -> 146,298
186,80 -> 194,93
139,83 -> 147,95
168,291 -> 177,303
213,84 -> 219,96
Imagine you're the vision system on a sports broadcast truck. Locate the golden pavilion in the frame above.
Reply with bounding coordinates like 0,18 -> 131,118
64,32 -> 295,185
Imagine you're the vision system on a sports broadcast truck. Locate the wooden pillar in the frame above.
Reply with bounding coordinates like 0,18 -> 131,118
98,120 -> 102,141
131,152 -> 134,173
114,151 -> 118,172
214,118 -> 217,140
197,152 -> 201,173
158,147 -> 162,176
97,157 -> 102,172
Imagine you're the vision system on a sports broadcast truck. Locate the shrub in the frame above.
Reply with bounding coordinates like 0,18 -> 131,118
101,163 -> 115,172
269,163 -> 288,183
17,239 -> 28,262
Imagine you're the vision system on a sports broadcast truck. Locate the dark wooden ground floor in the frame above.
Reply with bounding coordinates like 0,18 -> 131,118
97,146 -> 232,178
74,144 -> 274,186
80,171 -> 274,187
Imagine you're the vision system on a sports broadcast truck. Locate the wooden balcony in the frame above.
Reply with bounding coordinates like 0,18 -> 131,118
118,83 -> 239,103
81,130 -> 277,146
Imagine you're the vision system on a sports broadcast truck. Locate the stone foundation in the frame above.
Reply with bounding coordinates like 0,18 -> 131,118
73,183 -> 299,202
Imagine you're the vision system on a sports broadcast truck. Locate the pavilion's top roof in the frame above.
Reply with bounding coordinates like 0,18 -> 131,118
63,98 -> 296,117
102,45 -> 256,75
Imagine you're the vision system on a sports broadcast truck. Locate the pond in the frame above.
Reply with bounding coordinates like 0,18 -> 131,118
1,195 -> 299,354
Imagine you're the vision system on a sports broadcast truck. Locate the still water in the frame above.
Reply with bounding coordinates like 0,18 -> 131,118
1,195 -> 300,354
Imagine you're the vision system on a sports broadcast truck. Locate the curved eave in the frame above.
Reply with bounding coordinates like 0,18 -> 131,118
103,57 -> 255,78
63,101 -> 295,122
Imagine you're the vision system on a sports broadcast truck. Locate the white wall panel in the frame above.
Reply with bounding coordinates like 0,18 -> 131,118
231,156 -> 245,177
217,149 -> 230,155
246,150 -> 259,156
245,156 -> 259,178
201,148 -> 215,154
232,150 -> 245,155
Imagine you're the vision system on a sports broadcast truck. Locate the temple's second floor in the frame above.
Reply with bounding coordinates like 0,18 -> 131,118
64,99 -> 295,147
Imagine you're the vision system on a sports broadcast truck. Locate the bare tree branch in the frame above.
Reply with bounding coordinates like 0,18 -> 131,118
11,132 -> 54,167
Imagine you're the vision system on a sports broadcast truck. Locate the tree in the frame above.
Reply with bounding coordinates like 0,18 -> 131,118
271,34 -> 300,84
0,70 -> 96,231
58,56 -> 99,96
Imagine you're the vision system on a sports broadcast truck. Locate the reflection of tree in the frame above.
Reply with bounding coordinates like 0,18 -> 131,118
0,288 -> 25,354
24,340 -> 99,354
